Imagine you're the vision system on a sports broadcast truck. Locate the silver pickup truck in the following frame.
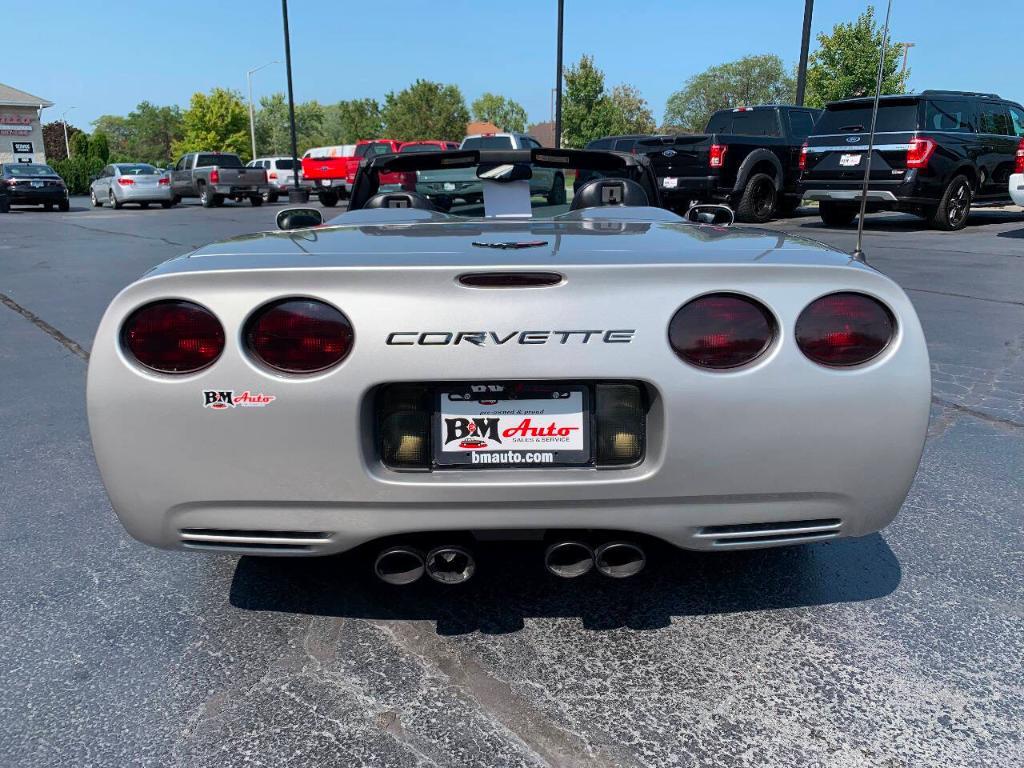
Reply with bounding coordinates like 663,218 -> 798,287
170,152 -> 269,208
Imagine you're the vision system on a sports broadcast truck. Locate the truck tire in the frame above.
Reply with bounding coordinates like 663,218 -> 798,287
546,173 -> 566,205
928,174 -> 972,231
263,190 -> 279,204
250,195 -> 263,207
735,173 -> 777,223
199,183 -> 215,208
818,201 -> 858,227
318,191 -> 340,207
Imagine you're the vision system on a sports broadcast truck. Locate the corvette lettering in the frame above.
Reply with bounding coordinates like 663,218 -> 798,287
386,330 -> 635,346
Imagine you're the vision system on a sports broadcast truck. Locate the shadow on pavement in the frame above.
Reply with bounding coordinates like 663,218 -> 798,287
996,227 -> 1024,239
230,534 -> 901,635
792,209 -> 1024,233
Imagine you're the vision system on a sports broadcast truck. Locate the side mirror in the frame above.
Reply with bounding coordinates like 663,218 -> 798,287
276,207 -> 323,230
685,203 -> 734,227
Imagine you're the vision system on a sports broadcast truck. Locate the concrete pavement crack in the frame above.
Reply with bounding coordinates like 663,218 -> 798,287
0,292 -> 89,361
63,220 -> 196,249
905,287 -> 1024,308
931,395 -> 1024,431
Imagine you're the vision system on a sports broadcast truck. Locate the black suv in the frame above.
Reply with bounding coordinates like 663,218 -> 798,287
800,90 -> 1024,230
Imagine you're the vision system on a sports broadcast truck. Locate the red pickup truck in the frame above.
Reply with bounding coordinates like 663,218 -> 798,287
302,139 -> 406,207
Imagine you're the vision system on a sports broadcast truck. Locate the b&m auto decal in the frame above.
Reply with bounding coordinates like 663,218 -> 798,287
202,390 -> 276,409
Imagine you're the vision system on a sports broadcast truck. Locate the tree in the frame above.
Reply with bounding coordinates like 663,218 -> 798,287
382,80 -> 469,142
255,93 -> 325,155
312,98 -> 384,145
607,85 -> 656,136
561,55 -> 617,147
172,88 -> 250,160
95,102 -> 182,164
70,131 -> 90,158
663,54 -> 795,133
471,93 -> 528,133
42,121 -> 82,161
89,131 -> 110,162
805,6 -> 908,107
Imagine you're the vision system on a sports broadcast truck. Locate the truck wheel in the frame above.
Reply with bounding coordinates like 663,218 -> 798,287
250,195 -> 263,207
546,173 -> 567,205
929,174 -> 972,231
735,173 -> 777,223
318,191 -> 340,207
264,190 -> 279,204
818,201 -> 858,227
199,183 -> 215,208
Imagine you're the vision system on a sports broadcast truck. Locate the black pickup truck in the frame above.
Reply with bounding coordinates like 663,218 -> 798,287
638,105 -> 820,222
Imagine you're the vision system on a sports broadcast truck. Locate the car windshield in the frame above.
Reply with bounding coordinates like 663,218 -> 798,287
117,164 -> 158,175
460,136 -> 515,150
5,164 -> 57,176
814,100 -> 920,134
195,154 -> 243,168
351,151 -> 654,220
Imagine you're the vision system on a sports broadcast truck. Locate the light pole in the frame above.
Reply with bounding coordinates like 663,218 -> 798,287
61,106 -> 76,158
280,0 -> 307,202
795,0 -> 814,106
897,42 -> 915,81
247,60 -> 280,162
554,0 -> 564,148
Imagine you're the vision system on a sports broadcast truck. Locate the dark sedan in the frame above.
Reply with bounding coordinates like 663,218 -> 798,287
2,163 -> 70,211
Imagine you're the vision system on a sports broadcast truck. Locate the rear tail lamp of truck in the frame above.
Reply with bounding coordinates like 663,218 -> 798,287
709,144 -> 728,168
122,300 -> 225,373
209,168 -> 220,184
799,142 -> 809,171
796,292 -> 894,367
669,293 -> 775,369
906,137 -> 937,169
1015,138 -> 1024,174
245,298 -> 354,373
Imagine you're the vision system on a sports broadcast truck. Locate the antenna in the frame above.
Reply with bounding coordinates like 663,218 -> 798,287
852,0 -> 894,263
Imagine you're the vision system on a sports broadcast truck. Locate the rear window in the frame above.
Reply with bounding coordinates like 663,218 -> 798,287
814,101 -> 919,134
787,111 -> 817,138
274,159 -> 294,169
705,110 -> 781,137
613,138 -> 638,152
116,164 -> 158,175
586,138 -> 613,150
4,164 -> 57,176
195,154 -> 243,168
460,136 -> 515,150
399,143 -> 441,153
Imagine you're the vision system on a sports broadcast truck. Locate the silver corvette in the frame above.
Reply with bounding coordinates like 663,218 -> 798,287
87,148 -> 931,585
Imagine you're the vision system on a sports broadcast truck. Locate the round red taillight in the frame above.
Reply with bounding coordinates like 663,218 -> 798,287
796,292 -> 894,366
669,293 -> 775,369
122,300 -> 224,373
245,298 -> 353,373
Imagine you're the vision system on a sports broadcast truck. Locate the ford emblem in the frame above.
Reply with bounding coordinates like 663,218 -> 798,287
845,136 -> 862,143
662,149 -> 677,157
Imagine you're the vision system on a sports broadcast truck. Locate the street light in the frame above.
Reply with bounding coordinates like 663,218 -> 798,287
897,42 -> 915,81
247,60 -> 280,161
61,106 -> 76,158
795,0 -> 814,106
280,0 -> 307,202
554,0 -> 564,148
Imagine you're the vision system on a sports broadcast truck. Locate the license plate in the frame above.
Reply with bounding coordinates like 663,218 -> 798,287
839,153 -> 862,167
434,384 -> 590,467
443,182 -> 456,191
31,181 -> 44,187
662,177 -> 678,188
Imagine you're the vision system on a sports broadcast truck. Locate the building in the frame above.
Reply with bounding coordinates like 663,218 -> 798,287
527,121 -> 556,147
465,120 -> 501,137
0,83 -> 53,165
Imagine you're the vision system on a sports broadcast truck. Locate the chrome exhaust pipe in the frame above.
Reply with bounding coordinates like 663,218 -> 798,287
544,541 -> 595,578
425,545 -> 475,584
373,546 -> 425,585
594,541 -> 646,579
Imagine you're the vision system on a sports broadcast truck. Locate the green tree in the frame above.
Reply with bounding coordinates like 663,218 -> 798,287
255,93 -> 325,155
561,55 -> 617,147
663,54 -> 795,133
89,131 -> 110,162
382,80 -> 469,142
314,98 -> 384,145
805,6 -> 908,107
70,131 -> 90,158
91,115 -> 131,158
471,93 -> 528,133
172,88 -> 250,160
95,102 -> 182,164
607,85 -> 656,135
42,122 -> 82,161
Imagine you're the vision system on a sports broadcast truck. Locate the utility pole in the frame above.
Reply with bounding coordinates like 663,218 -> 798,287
795,0 -> 814,105
281,0 -> 308,202
247,60 -> 280,162
897,42 -> 915,81
61,106 -> 76,158
554,0 -> 564,148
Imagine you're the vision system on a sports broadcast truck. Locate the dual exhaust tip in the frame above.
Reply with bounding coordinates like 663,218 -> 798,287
373,539 -> 645,585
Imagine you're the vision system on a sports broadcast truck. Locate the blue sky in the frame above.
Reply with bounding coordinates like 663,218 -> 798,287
5,0 -> 1020,129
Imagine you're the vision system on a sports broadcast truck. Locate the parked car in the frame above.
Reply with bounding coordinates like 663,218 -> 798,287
0,182 -> 8,213
1008,140 -> 1024,206
1,163 -> 69,211
801,90 -> 1024,230
246,156 -> 301,203
637,105 -> 820,222
301,140 -> 404,207
90,163 -> 174,209
398,140 -> 459,153
169,152 -> 269,208
87,147 -> 930,585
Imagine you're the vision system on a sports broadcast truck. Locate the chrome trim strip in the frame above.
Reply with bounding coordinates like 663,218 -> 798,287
803,189 -> 899,202
806,144 -> 912,152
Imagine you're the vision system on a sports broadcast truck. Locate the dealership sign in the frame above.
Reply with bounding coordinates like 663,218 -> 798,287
12,141 -> 33,154
1,115 -> 33,136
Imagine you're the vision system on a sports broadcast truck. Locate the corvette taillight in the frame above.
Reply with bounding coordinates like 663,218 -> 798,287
245,298 -> 353,373
796,293 -> 894,367
122,300 -> 224,373
1015,138 -> 1024,174
669,293 -> 775,369
906,137 -> 937,169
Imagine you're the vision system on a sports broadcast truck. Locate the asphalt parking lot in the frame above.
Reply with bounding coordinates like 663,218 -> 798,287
2,197 -> 1023,767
